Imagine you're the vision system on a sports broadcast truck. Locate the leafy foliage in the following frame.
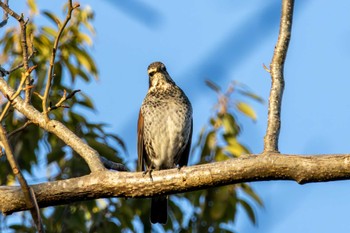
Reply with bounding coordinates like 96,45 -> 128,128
0,1 -> 263,232
171,80 -> 263,232
0,1 -> 124,232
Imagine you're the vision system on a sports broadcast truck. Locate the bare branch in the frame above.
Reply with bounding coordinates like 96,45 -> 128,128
48,89 -> 81,112
264,0 -> 294,153
7,120 -> 33,138
2,153 -> 350,215
0,76 -> 105,172
0,125 -> 44,231
0,0 -> 9,27
0,1 -> 20,21
0,65 -> 9,76
100,156 -> 129,171
0,66 -> 36,122
42,0 -> 78,120
8,51 -> 36,74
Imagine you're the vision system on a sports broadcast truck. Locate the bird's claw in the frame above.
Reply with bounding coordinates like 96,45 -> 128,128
143,168 -> 153,181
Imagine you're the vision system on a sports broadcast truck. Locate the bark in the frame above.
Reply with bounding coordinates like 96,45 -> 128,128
2,153 -> 350,215
0,76 -> 105,172
264,0 -> 294,152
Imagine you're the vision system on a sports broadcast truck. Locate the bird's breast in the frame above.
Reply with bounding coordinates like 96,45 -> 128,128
141,94 -> 192,170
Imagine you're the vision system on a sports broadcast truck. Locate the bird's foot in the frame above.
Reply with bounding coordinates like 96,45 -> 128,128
175,163 -> 186,171
143,168 -> 153,181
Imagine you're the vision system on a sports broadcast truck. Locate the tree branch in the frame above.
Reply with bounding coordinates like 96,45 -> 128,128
42,0 -> 78,120
0,76 -> 105,172
0,65 -> 36,122
0,125 -> 44,232
2,153 -> 350,215
264,0 -> 294,152
0,0 -> 9,28
0,1 -> 33,103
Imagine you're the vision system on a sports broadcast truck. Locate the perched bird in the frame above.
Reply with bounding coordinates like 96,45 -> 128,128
137,61 -> 193,224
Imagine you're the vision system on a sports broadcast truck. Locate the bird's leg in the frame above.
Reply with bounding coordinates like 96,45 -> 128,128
143,164 -> 154,181
175,163 -> 186,171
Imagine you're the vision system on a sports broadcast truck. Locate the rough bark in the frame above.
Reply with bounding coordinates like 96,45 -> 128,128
264,0 -> 294,152
2,153 -> 350,215
0,76 -> 105,172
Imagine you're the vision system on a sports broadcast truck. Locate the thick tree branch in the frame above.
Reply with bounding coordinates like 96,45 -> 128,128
264,0 -> 294,152
0,76 -> 105,172
2,153 -> 350,215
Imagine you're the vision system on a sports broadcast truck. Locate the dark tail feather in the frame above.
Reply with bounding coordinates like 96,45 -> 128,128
150,196 -> 168,224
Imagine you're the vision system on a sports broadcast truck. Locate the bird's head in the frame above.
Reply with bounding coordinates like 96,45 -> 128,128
147,62 -> 175,88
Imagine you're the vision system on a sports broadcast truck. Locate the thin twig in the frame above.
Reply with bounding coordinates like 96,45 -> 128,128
263,0 -> 294,153
0,65 -> 9,76
0,125 -> 44,232
0,1 -> 32,103
0,65 -> 37,122
7,120 -> 33,138
0,0 -> 9,27
29,187 -> 43,232
8,51 -> 36,74
48,89 -> 80,112
100,156 -> 129,171
20,19 -> 31,103
42,0 -> 78,120
0,0 -> 18,20
0,76 -> 106,172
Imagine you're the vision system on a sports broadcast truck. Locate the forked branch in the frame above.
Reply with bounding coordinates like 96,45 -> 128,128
42,0 -> 79,120
0,76 -> 105,172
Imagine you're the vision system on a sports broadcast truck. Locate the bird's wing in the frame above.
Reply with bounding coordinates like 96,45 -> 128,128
178,118 -> 193,167
137,110 -> 146,171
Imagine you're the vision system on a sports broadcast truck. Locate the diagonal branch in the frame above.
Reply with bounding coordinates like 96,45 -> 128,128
0,0 -> 9,27
0,1 -> 32,103
42,0 -> 78,120
0,65 -> 36,122
2,153 -> 350,215
0,76 -> 105,172
0,125 -> 44,232
264,0 -> 294,153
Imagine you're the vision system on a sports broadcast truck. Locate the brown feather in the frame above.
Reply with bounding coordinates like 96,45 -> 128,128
137,110 -> 145,172
178,118 -> 193,167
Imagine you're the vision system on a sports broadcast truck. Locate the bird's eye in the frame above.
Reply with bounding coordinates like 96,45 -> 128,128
149,71 -> 155,77
161,66 -> 167,72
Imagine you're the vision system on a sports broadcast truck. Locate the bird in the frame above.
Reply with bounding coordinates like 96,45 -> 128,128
137,61 -> 193,224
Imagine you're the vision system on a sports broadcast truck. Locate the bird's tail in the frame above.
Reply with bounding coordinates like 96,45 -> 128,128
150,196 -> 168,224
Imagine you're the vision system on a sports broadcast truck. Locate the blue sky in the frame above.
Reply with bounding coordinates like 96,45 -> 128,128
6,0 -> 350,232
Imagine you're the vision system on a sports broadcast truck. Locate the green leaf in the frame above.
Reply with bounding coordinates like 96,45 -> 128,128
86,138 -> 117,159
221,113 -> 240,136
238,199 -> 256,225
205,80 -> 221,93
200,131 -> 216,159
214,147 -> 229,161
42,10 -> 62,27
77,33 -> 93,46
240,183 -> 263,207
27,0 -> 38,15
223,136 -> 250,157
238,89 -> 264,103
77,92 -> 95,109
41,26 -> 57,38
236,102 -> 257,121
70,47 -> 98,78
